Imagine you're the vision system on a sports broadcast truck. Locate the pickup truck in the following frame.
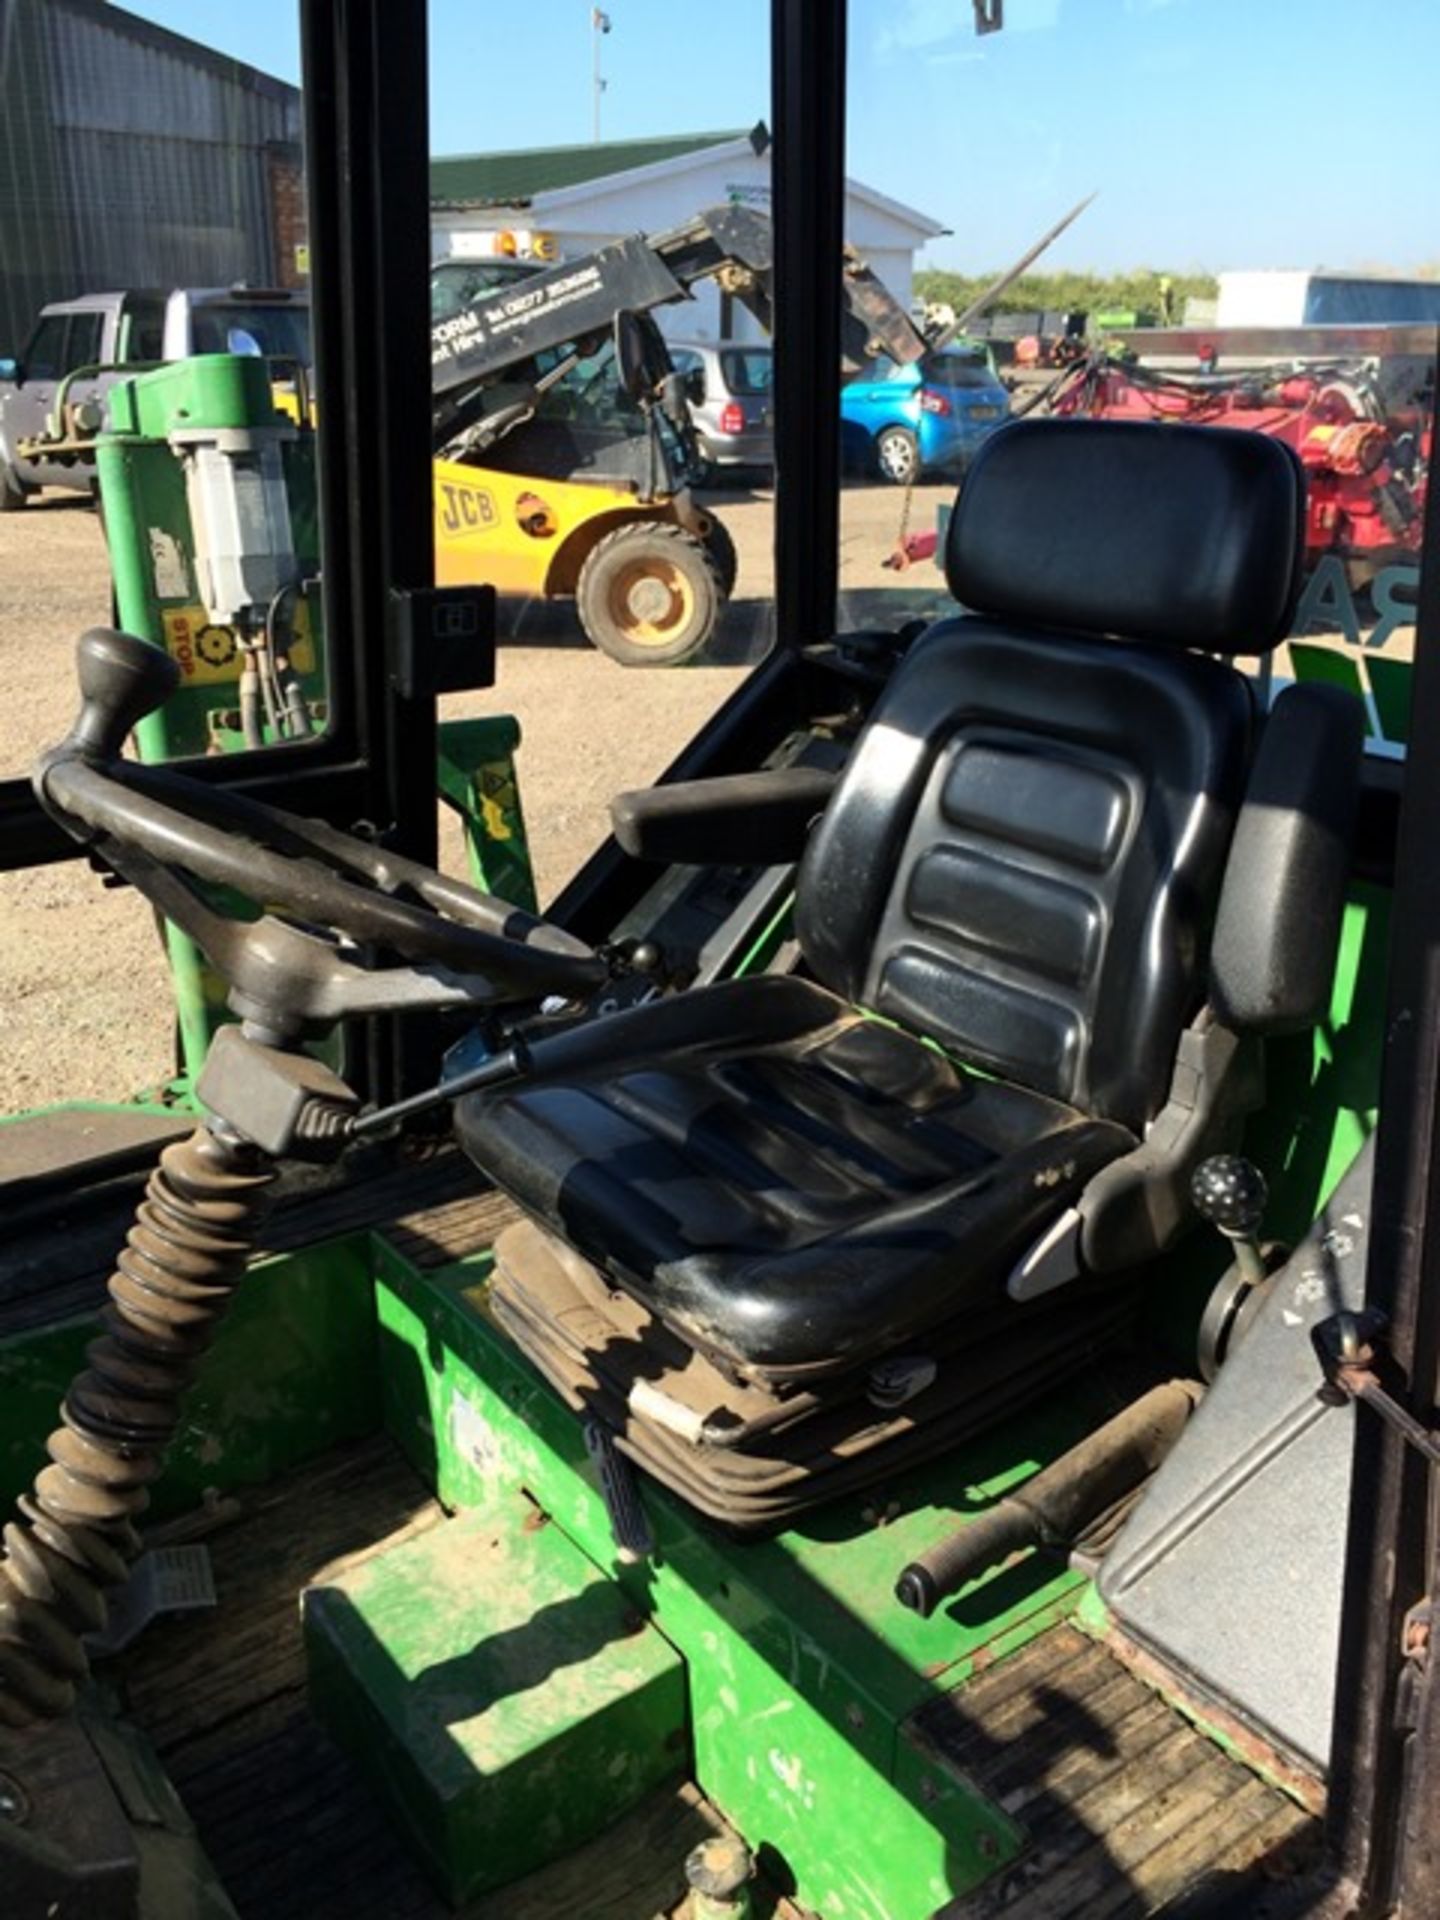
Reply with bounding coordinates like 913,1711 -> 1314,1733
0,286 -> 311,508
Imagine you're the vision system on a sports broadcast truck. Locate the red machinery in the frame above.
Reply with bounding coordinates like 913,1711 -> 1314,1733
1049,352 -> 1429,579
885,334 -> 1432,583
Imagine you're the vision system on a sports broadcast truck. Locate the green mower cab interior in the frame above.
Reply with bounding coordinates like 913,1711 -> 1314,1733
2,3 -> 1439,1917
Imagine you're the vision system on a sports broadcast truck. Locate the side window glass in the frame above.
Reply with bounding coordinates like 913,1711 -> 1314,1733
63,312 -> 104,375
125,301 -> 166,363
0,0 -> 320,1114
21,316 -> 67,381
1268,333 -> 1431,762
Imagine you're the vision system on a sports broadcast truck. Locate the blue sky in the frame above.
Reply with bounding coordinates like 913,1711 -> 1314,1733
129,0 -> 1440,275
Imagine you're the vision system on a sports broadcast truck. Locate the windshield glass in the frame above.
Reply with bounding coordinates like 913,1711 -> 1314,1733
431,259 -> 541,323
190,302 -> 311,361
844,0 -> 1440,789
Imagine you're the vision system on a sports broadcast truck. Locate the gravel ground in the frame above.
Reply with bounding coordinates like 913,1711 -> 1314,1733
0,478 -> 953,1111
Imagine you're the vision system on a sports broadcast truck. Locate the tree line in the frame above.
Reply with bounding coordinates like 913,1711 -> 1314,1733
914,267 -> 1220,318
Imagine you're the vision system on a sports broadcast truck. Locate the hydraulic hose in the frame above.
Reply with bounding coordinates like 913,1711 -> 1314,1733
0,1127 -> 276,1725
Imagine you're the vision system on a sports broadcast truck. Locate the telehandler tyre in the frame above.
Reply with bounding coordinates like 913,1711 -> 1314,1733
703,514 -> 738,598
577,520 -> 725,666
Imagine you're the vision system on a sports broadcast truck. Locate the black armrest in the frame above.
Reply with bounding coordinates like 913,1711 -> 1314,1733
610,767 -> 838,866
1210,681 -> 1365,1034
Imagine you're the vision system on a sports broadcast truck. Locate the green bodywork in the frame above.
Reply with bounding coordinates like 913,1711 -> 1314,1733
1291,641 -> 1412,752
305,1500 -> 687,1902
311,878 -> 1390,1918
1253,884 -> 1387,1236
98,357 -> 327,763
0,878 -> 1388,1917
373,1240 -> 1121,1920
93,355 -> 537,1086
5,424 -> 1408,1917
436,714 -> 537,909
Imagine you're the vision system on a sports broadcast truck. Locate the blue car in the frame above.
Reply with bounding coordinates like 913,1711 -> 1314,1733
840,341 -> 1011,485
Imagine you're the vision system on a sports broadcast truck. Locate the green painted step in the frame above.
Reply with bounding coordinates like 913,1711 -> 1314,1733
303,1498 -> 688,1905
372,1240 -> 1093,1920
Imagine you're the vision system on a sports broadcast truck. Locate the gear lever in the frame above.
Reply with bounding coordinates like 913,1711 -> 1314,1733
1190,1153 -> 1269,1290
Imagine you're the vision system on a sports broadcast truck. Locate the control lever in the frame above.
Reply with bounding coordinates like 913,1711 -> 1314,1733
1191,1154 -> 1277,1380
1314,1309 -> 1440,1469
1190,1154 -> 1269,1289
53,622 -> 181,763
895,1381 -> 1200,1617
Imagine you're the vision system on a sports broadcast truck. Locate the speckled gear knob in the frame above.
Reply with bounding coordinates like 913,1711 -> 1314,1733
1190,1154 -> 1269,1240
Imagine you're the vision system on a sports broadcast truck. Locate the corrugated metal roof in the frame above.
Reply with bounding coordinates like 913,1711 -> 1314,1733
429,129 -> 752,209
41,0 -> 297,105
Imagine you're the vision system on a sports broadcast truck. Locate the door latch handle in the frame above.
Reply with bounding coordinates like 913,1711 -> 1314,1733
1314,1308 -> 1440,1469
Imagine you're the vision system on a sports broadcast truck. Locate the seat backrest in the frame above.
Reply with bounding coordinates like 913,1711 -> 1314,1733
795,418 -> 1308,1132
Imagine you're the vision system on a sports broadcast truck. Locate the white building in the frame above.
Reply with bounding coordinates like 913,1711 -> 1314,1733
1215,268 -> 1440,327
430,124 -> 945,344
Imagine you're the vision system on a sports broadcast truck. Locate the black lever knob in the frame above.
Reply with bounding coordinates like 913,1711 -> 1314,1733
1190,1154 -> 1269,1241
67,628 -> 181,762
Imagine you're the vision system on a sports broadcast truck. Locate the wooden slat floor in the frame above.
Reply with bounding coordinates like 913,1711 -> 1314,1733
115,1433 -> 756,1920
115,1430 -> 1324,1920
923,1626 -> 1324,1919
35,1138 -> 1325,1918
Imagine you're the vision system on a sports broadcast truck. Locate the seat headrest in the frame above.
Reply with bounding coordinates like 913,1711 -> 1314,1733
945,418 -> 1306,655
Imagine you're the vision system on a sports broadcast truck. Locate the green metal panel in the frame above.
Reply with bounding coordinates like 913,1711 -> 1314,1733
305,1500 -> 687,1903
1287,642 -> 1366,699
436,716 -> 537,911
107,355 -> 281,440
1368,656 -> 1413,746
95,356 -> 328,1086
372,1236 -> 1128,1919
98,358 -> 326,767
1290,640 -> 1414,751
0,1235 -> 379,1523
95,361 -> 537,1087
1246,884 -> 1388,1241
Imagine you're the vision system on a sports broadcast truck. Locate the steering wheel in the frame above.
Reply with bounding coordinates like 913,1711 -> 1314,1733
34,629 -> 607,1022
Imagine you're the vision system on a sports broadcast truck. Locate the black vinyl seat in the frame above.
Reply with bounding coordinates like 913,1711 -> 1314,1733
466,976 -> 1132,1380
458,420 -> 1361,1410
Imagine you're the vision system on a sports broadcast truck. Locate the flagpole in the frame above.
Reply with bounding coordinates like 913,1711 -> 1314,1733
591,8 -> 608,142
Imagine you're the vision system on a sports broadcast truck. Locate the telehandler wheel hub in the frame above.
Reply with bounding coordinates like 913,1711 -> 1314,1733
613,558 -> 693,641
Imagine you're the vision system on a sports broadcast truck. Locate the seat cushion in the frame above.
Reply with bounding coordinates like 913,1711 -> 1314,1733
456,976 -> 1133,1381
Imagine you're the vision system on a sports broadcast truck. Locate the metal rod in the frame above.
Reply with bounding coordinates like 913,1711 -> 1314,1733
348,1043 -> 527,1137
770,0 -> 846,649
592,8 -> 609,142
300,0 -> 438,1106
1325,327 -> 1440,1915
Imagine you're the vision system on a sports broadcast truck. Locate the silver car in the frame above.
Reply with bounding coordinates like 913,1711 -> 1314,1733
668,339 -> 773,481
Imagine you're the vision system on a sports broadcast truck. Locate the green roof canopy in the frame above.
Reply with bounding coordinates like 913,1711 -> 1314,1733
430,128 -> 757,207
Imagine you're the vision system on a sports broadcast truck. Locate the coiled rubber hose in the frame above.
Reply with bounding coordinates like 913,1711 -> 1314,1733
0,1127 -> 275,1725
